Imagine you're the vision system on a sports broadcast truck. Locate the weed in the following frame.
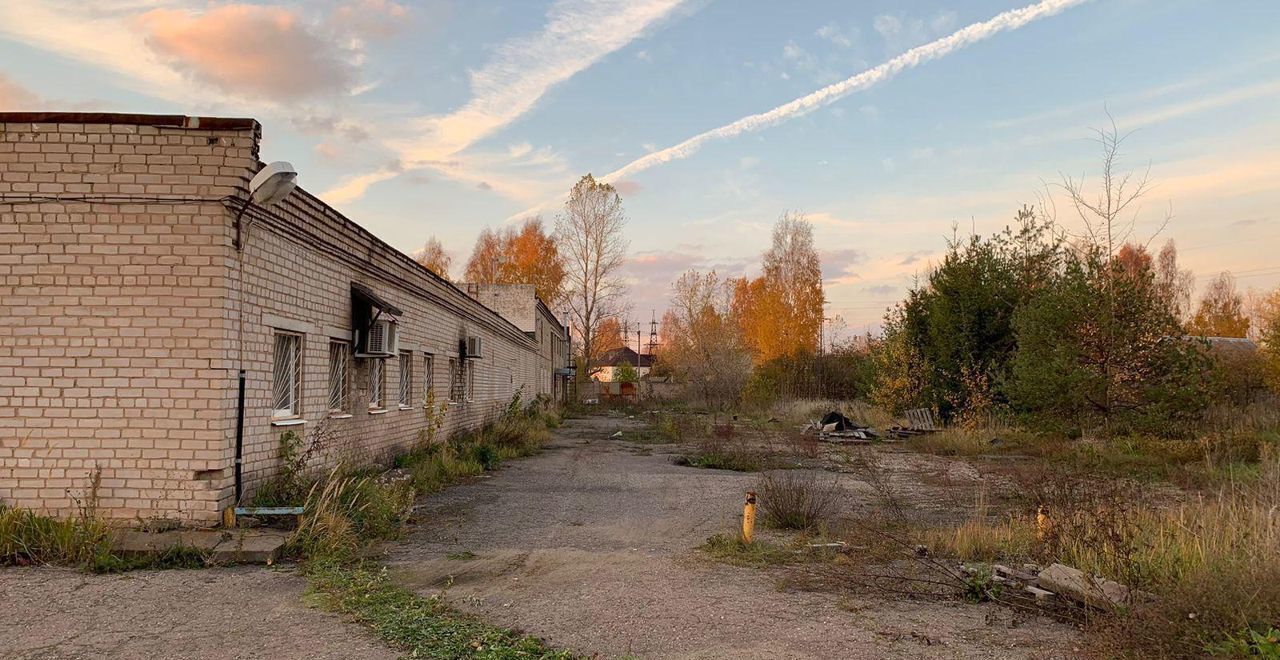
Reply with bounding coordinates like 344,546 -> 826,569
698,533 -> 796,567
0,503 -> 114,568
675,432 -> 773,472
447,550 -> 478,561
756,471 -> 842,531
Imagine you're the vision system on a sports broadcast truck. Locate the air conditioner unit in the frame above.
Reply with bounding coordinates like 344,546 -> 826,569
356,318 -> 398,357
465,335 -> 483,359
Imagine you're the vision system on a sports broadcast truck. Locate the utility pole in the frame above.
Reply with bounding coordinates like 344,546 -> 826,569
647,309 -> 658,355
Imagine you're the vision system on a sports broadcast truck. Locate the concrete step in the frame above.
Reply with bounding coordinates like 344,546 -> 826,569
113,528 -> 290,565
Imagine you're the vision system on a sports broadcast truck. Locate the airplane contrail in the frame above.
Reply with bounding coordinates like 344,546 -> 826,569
599,0 -> 1091,185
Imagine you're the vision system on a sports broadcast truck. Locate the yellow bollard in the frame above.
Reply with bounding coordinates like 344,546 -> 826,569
742,491 -> 757,544
1036,504 -> 1051,542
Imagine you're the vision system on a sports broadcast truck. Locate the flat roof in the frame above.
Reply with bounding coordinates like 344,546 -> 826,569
0,112 -> 258,131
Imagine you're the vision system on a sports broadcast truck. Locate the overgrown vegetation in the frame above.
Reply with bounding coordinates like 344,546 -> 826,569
275,392 -> 571,657
914,449 -> 1280,658
306,563 -> 578,659
0,501 -> 113,569
756,471 -> 841,531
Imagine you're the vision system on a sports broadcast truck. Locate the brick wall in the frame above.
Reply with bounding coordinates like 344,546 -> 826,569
234,188 -> 545,499
0,114 -> 254,522
0,113 -> 547,524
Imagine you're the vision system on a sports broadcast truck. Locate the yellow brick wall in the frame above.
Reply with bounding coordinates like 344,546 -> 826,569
0,115 -> 547,524
0,117 -> 253,522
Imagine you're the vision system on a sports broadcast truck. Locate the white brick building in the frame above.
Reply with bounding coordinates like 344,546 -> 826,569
0,112 -> 569,524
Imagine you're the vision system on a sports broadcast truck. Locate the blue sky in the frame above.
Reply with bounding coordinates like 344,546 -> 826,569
2,0 -> 1279,332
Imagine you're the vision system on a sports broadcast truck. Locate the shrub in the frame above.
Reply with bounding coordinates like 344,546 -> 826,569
756,470 -> 842,531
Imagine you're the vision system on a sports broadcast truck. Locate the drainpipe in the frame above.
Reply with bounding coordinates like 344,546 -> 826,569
234,369 -> 246,503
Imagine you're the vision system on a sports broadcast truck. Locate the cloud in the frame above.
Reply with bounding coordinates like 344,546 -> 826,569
136,4 -> 358,102
898,250 -> 933,266
331,0 -> 411,39
320,0 -> 689,206
291,115 -> 372,142
863,284 -> 897,296
395,0 -> 687,162
594,0 -> 1088,187
314,142 -> 340,160
816,23 -> 854,48
820,248 -> 866,281
613,179 -> 642,196
0,73 -> 40,110
321,169 -> 402,205
874,9 -> 959,54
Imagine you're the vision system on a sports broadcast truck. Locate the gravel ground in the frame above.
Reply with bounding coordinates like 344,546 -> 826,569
0,415 -> 1082,659
387,415 -> 1082,659
0,566 -> 395,660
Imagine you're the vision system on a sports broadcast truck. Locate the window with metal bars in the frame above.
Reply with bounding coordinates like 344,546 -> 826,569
272,332 -> 302,418
423,354 -> 434,404
466,361 -> 475,401
368,358 -> 385,410
328,340 -> 349,413
448,357 -> 462,403
398,351 -> 412,408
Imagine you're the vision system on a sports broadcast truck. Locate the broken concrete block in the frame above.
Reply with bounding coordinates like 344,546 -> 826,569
1023,585 -> 1056,603
993,564 -> 1038,582
1035,563 -> 1133,609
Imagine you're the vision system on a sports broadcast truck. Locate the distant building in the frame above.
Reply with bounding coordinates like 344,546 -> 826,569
462,283 -> 571,402
593,346 -> 654,382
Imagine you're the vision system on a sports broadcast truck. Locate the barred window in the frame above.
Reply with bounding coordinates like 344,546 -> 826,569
423,354 -> 434,403
328,340 -> 349,413
398,351 -> 412,408
467,361 -> 476,401
272,332 -> 302,418
448,358 -> 462,403
369,358 -> 385,411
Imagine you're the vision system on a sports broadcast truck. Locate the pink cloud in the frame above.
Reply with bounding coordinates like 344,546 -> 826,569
613,179 -> 642,196
136,5 -> 356,101
0,73 -> 39,110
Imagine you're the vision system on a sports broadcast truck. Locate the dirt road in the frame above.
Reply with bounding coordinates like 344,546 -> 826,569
388,415 -> 1080,659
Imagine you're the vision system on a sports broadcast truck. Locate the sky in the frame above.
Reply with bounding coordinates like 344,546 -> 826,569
2,0 -> 1279,337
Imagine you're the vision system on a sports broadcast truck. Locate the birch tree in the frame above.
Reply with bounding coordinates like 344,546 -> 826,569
556,175 -> 629,380
415,236 -> 452,280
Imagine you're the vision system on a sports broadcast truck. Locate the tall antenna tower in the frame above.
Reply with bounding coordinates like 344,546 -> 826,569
646,309 -> 659,355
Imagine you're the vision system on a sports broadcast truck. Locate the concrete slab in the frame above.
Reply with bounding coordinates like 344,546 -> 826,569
112,528 -> 289,565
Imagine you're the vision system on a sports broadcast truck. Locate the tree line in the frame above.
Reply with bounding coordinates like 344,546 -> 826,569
652,124 -> 1280,436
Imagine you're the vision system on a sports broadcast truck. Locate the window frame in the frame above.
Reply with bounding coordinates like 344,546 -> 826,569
448,357 -> 462,404
466,360 -> 475,402
422,353 -> 434,406
368,357 -> 386,412
327,339 -> 350,416
272,331 -> 303,419
398,350 -> 413,409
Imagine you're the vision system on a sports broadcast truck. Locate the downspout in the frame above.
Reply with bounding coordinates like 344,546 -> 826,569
234,369 -> 246,503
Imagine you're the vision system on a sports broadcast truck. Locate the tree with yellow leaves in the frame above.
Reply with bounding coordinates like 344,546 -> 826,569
729,212 -> 824,364
1189,271 -> 1250,338
415,236 -> 452,280
463,217 -> 566,306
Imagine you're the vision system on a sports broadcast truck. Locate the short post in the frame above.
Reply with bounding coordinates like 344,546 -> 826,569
1036,504 -> 1051,542
742,491 -> 757,544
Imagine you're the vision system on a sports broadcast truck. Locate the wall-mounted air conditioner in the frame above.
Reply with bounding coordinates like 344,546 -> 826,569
355,318 -> 398,357
465,335 -> 483,359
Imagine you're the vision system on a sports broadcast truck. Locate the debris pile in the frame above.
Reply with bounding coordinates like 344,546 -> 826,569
958,561 -> 1148,610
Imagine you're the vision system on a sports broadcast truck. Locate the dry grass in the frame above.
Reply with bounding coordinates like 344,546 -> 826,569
922,449 -> 1280,658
